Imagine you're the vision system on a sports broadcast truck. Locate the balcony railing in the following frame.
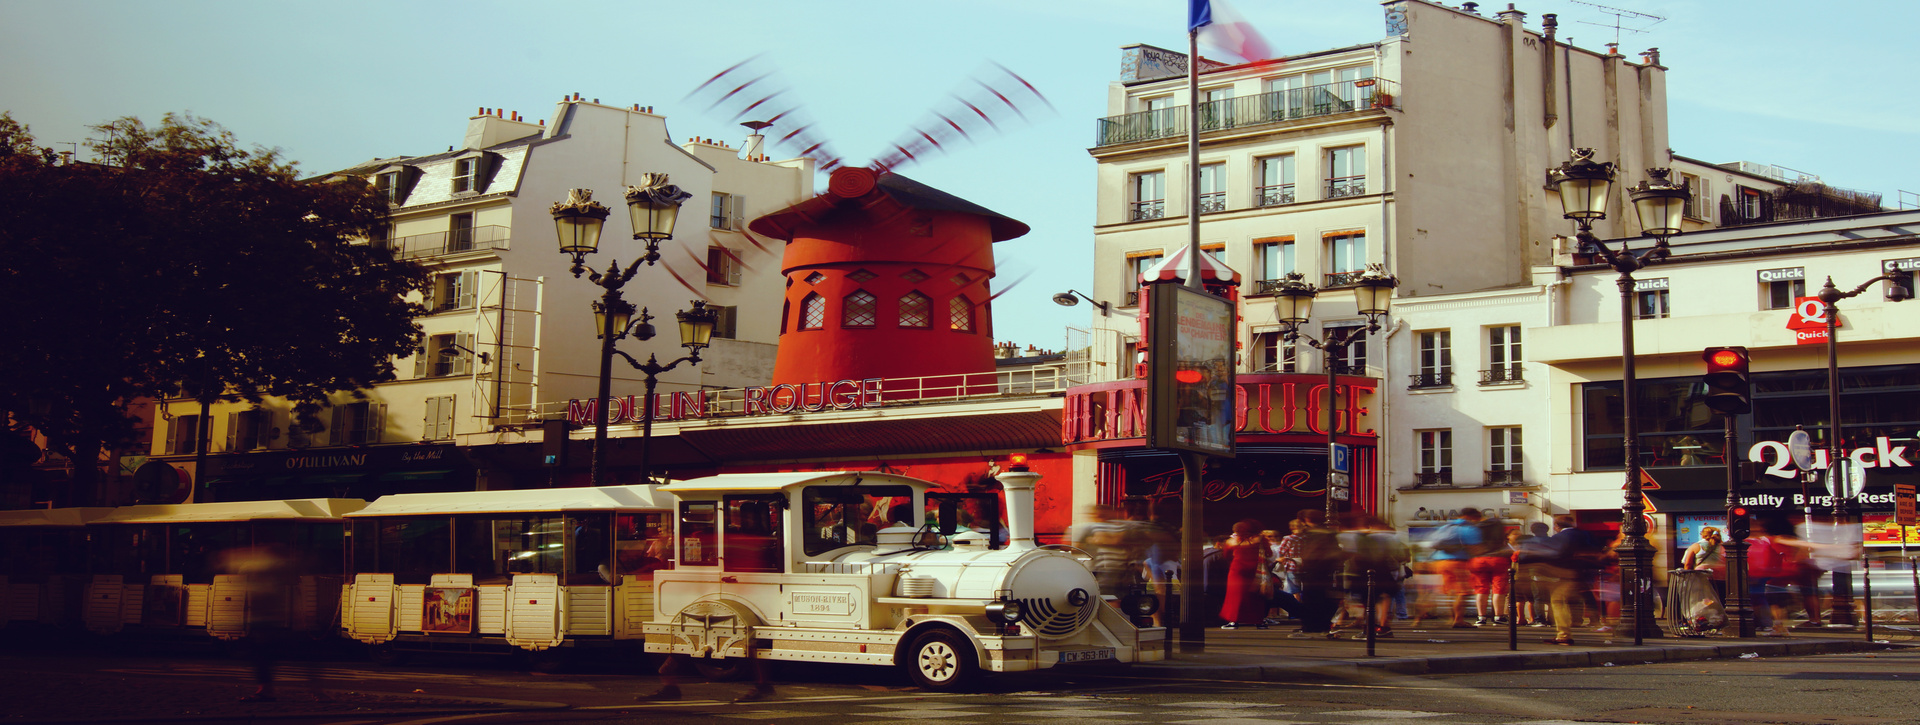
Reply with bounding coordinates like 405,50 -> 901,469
1326,176 -> 1367,199
1130,200 -> 1166,221
1479,366 -> 1524,386
1251,277 -> 1291,295
1094,79 -> 1399,147
1485,469 -> 1526,486
1324,269 -> 1365,287
1413,470 -> 1453,488
1124,290 -> 1140,307
377,225 -> 510,259
1198,192 -> 1226,213
1256,183 -> 1296,207
1408,371 -> 1452,389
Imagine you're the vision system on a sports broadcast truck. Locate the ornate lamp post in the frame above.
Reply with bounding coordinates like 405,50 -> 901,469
1272,265 -> 1399,521
550,174 -> 703,486
1547,149 -> 1690,644
1813,274 -> 1911,630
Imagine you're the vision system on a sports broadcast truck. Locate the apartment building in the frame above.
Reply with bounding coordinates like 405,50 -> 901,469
148,100 -> 812,499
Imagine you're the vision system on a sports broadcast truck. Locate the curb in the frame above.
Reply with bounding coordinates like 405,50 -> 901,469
1130,638 -> 1906,682
9,691 -> 571,725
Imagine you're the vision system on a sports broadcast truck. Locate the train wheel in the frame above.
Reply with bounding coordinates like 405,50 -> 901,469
904,629 -> 978,691
367,643 -> 409,667
692,656 -> 749,681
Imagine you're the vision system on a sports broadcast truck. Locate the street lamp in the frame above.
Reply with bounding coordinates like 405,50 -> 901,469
1547,149 -> 1689,644
1813,273 -> 1910,630
1051,289 -> 1111,316
1272,264 -> 1398,522
549,175 -> 698,487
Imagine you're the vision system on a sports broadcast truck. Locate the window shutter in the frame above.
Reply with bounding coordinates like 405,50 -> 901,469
453,333 -> 474,375
440,397 -> 455,440
369,404 -> 385,444
224,413 -> 238,452
459,271 -> 478,309
165,415 -> 182,455
422,396 -> 440,441
330,406 -> 345,447
730,195 -> 745,230
413,343 -> 428,379
255,410 -> 272,449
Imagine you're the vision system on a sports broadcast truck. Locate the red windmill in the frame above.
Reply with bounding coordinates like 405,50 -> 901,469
750,165 -> 1029,397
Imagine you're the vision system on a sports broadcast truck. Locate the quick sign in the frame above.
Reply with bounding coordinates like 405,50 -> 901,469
1757,267 -> 1804,283
1633,278 -> 1669,292
1883,257 -> 1920,274
1749,436 -> 1912,479
1785,295 -> 1837,345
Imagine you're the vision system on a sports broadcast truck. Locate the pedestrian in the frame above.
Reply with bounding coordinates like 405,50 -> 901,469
1219,519 -> 1271,629
1520,515 -> 1603,645
1289,509 -> 1343,637
1338,513 -> 1409,638
1526,522 -> 1553,627
227,543 -> 295,702
1464,509 -> 1512,625
1681,525 -> 1728,603
1506,528 -> 1539,626
1747,515 -> 1814,636
1072,505 -> 1132,597
1428,508 -> 1484,628
1592,531 -> 1623,633
1201,534 -> 1233,624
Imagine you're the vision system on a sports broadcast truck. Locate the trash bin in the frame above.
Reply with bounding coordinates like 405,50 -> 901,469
1667,570 -> 1724,635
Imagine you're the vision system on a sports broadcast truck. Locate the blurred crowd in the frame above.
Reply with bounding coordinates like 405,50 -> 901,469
1071,502 -> 1883,644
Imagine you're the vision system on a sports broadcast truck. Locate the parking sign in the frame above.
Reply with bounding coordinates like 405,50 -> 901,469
1331,443 -> 1351,474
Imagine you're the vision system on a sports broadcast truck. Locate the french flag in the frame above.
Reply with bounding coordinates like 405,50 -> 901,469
1188,0 -> 1274,65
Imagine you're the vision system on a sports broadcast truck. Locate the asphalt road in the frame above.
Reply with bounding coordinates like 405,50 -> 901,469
5,646 -> 1918,724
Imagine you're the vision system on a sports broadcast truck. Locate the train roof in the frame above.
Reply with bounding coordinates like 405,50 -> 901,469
657,471 -> 933,496
0,507 -> 115,528
91,498 -> 367,524
350,485 -> 674,516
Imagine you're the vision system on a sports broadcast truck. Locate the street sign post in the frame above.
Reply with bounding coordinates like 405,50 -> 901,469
1330,442 -> 1351,475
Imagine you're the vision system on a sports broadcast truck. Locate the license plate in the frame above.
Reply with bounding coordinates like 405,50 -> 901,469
1059,647 -> 1114,663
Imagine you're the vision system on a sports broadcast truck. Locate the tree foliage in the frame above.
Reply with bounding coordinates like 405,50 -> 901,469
0,112 -> 425,490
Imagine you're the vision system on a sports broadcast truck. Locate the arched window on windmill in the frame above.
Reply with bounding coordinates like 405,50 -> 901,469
843,291 -> 878,328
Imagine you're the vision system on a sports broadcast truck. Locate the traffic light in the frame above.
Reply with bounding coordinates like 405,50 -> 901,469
1728,506 -> 1751,541
1702,346 -> 1752,414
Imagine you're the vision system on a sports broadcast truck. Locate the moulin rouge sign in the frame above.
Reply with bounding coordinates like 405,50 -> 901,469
567,378 -> 885,426
1064,372 -> 1378,447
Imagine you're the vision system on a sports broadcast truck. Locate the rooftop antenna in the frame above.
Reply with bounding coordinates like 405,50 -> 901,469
1569,0 -> 1665,48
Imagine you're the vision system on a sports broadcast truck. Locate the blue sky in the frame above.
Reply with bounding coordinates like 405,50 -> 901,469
3,0 -> 1913,350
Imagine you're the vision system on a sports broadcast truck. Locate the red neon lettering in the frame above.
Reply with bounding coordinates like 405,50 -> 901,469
828,380 -> 860,409
770,384 -> 800,413
1122,387 -> 1146,438
1346,383 -> 1376,437
862,378 -> 884,407
744,386 -> 769,415
566,398 -> 597,427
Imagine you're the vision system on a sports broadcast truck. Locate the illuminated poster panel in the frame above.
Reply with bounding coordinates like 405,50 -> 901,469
1148,283 -> 1237,457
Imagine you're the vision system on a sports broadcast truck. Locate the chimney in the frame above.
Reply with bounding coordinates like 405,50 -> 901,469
996,469 -> 1041,550
741,120 -> 772,160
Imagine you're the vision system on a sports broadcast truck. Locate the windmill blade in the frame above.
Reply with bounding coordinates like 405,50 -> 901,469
687,56 -> 847,171
869,63 -> 1054,173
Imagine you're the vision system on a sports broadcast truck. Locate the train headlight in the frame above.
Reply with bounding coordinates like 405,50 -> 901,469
984,599 -> 1025,625
1121,592 -> 1160,617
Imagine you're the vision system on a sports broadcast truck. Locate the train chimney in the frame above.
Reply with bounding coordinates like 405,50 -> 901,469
996,468 -> 1040,551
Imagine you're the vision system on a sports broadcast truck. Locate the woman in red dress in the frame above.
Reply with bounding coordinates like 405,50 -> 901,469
1219,519 -> 1271,629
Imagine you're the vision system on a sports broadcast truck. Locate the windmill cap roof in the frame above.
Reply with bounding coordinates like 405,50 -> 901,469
749,166 -> 1030,242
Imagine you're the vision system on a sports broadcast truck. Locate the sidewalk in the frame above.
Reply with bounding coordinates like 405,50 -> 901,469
1130,619 -> 1909,681
0,664 -> 566,724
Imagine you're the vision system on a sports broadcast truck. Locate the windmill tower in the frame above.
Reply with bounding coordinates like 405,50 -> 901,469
749,166 -> 1030,397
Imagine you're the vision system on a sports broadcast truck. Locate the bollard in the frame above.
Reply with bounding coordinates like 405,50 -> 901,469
1364,571 -> 1376,657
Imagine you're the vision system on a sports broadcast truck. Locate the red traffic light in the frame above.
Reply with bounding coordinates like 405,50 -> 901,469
1709,349 -> 1743,368
1732,506 -> 1747,516
1175,370 -> 1203,384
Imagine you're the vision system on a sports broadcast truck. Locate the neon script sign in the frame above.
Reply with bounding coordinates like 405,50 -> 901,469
567,378 -> 885,426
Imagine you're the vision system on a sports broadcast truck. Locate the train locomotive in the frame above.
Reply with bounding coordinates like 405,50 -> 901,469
647,468 -> 1165,689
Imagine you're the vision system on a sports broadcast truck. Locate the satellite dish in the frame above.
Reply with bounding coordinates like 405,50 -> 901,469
1787,428 -> 1815,471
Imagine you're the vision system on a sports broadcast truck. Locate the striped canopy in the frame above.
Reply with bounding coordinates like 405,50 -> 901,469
1139,244 -> 1241,285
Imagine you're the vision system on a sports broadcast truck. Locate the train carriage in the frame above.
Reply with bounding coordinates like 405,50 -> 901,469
646,468 -> 1165,690
82,498 -> 364,639
0,508 -> 111,630
339,485 -> 674,667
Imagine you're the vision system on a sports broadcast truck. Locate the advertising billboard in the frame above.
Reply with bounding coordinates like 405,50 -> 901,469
1147,283 -> 1236,457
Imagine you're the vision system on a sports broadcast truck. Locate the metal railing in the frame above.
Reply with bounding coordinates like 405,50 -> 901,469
1130,200 -> 1165,221
1256,183 -> 1296,207
1479,366 -> 1524,385
1412,470 -> 1453,488
1198,192 -> 1226,213
1408,371 -> 1452,389
525,364 -> 1078,424
1094,79 -> 1399,147
1326,176 -> 1368,199
1251,277 -> 1290,295
1324,269 -> 1366,287
1484,469 -> 1526,486
377,225 -> 510,259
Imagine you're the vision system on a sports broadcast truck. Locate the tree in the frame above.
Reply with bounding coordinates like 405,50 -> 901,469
0,112 -> 425,503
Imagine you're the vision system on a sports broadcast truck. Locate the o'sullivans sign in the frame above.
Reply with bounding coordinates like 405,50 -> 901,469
567,378 -> 885,426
